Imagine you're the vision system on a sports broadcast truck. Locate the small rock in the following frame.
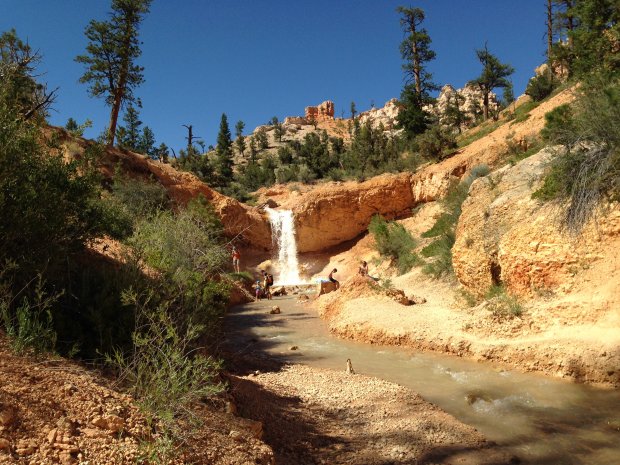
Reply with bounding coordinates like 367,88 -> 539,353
228,430 -> 243,441
59,450 -> 76,465
225,400 -> 237,415
47,428 -> 58,444
0,406 -> 16,427
0,437 -> 10,452
289,345 -> 299,351
79,428 -> 101,438
270,306 -> 281,314
91,414 -> 125,433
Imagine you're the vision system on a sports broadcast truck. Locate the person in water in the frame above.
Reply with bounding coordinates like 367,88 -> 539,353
328,268 -> 339,289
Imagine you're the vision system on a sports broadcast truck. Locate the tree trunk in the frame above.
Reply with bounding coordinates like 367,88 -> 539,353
410,19 -> 421,95
547,0 -> 553,59
483,91 -> 489,120
107,89 -> 123,146
566,0 -> 574,49
106,17 -> 133,147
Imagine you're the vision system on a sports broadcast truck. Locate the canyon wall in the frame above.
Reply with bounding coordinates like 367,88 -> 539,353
452,148 -> 620,299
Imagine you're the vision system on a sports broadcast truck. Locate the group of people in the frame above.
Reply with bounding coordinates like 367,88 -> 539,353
232,244 -> 374,302
254,270 -> 274,301
231,246 -> 274,301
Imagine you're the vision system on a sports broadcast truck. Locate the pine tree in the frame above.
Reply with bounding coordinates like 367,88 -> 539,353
443,93 -> 470,134
215,113 -> 234,186
155,142 -> 169,163
65,118 -> 79,133
116,105 -> 142,150
271,116 -> 284,142
76,0 -> 152,146
503,81 -> 515,109
395,6 -> 438,137
350,101 -> 357,120
0,29 -> 57,119
396,6 -> 438,96
569,0 -> 619,77
468,44 -> 514,120
249,136 -> 257,162
256,128 -> 269,150
139,126 -> 156,158
235,120 -> 246,156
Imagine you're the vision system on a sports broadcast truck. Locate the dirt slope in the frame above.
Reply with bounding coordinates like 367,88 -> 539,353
55,128 -> 273,250
0,337 -> 274,464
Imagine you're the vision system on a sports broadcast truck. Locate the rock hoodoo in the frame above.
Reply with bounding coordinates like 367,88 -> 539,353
304,100 -> 334,122
426,84 -> 500,131
357,98 -> 401,131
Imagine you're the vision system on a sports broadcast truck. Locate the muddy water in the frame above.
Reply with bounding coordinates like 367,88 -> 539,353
225,295 -> 620,465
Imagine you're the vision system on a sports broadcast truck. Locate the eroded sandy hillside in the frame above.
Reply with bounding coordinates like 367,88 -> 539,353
312,148 -> 620,387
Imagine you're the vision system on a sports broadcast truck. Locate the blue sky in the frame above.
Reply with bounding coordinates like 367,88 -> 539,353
2,1 -> 546,150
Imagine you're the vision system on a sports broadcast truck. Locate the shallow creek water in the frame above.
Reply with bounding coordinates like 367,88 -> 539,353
224,295 -> 620,465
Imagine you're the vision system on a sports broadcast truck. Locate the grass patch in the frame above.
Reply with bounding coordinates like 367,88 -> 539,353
227,271 -> 254,283
368,216 -> 423,275
485,285 -> 523,319
421,165 -> 490,278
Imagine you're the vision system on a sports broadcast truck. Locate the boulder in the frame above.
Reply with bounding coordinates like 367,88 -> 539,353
294,173 -> 415,253
91,414 -> 124,433
271,286 -> 287,297
317,281 -> 338,296
269,306 -> 281,314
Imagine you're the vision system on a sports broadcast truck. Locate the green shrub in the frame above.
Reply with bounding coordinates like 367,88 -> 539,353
485,285 -> 523,319
0,274 -> 58,355
534,77 -> 620,233
540,104 -> 576,145
525,70 -> 557,102
110,173 -> 169,219
109,289 -> 224,464
274,164 -> 298,184
129,197 -> 229,334
421,165 -> 490,278
417,124 -> 457,161
368,215 -> 422,275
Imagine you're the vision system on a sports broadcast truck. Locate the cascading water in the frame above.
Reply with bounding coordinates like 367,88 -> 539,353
265,208 -> 303,285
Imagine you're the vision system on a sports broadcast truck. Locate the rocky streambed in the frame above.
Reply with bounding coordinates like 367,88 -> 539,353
225,294 -> 620,465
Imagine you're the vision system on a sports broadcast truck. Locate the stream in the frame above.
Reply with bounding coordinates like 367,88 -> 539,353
225,294 -> 620,465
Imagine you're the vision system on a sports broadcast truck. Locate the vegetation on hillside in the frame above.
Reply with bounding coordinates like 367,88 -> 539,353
1,24 -> 231,460
536,0 -> 620,233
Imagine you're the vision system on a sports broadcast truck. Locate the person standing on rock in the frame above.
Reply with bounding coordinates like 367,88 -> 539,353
329,268 -> 340,290
262,270 -> 273,300
232,246 -> 241,273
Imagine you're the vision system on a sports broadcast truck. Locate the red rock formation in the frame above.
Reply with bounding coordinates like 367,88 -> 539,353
291,173 -> 414,253
55,128 -> 273,250
304,100 -> 334,122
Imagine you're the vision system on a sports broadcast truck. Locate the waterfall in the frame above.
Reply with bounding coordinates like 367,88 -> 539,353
265,208 -> 302,285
